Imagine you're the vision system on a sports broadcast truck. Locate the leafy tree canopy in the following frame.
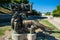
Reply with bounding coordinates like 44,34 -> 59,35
52,6 -> 60,17
45,12 -> 51,15
0,0 -> 29,4
57,6 -> 60,10
0,0 -> 11,3
32,10 -> 42,16
12,0 -> 29,4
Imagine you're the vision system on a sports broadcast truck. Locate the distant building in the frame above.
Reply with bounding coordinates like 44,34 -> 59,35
42,14 -> 45,16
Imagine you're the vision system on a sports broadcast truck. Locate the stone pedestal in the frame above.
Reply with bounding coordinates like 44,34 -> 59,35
12,34 -> 27,40
12,31 -> 36,40
27,34 -> 36,40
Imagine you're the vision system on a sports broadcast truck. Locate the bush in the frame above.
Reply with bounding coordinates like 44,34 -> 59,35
52,13 -> 60,17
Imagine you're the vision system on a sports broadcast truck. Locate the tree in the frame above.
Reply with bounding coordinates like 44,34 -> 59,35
0,0 -> 11,4
57,6 -> 60,10
52,6 -> 60,17
32,10 -> 42,16
32,10 -> 37,15
38,12 -> 42,16
11,0 -> 29,3
45,12 -> 51,15
0,0 -> 29,4
0,0 -> 29,9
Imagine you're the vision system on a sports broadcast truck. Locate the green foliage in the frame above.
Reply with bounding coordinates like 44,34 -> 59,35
0,0 -> 29,4
57,6 -> 60,10
12,0 -> 29,3
0,0 -> 11,4
32,10 -> 37,15
52,6 -> 60,17
45,12 -> 51,15
32,10 -> 42,16
38,12 -> 42,16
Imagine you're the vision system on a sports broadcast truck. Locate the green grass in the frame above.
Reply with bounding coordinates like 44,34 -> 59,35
39,20 -> 58,30
51,33 -> 60,38
0,26 -> 11,36
0,29 -> 5,36
38,20 -> 60,38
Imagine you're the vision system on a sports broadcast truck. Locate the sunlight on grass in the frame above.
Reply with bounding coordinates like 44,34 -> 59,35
51,33 -> 60,38
0,29 -> 5,36
0,26 -> 11,36
38,20 -> 60,38
39,20 -> 58,30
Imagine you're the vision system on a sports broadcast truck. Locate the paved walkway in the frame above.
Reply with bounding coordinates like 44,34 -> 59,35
48,18 -> 60,30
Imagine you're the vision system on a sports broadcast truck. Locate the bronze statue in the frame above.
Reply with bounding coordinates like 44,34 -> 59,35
11,2 -> 33,34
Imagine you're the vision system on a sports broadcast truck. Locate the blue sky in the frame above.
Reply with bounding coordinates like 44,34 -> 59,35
29,0 -> 60,13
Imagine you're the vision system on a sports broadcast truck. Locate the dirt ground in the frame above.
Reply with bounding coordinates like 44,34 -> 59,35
0,30 -> 12,40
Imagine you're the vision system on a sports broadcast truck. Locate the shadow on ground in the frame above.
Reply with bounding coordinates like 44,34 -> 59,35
0,22 -> 11,27
36,32 -> 58,40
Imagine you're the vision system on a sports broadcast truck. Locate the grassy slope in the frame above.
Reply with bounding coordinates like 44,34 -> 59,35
39,20 -> 60,38
39,20 -> 59,30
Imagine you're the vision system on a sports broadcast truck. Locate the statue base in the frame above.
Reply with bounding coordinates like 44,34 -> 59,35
12,31 -> 36,40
